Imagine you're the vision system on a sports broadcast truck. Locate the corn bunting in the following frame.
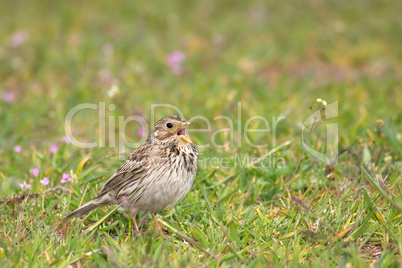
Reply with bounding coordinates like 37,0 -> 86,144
67,116 -> 198,232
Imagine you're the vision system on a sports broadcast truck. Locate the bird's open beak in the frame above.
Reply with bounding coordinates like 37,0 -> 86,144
177,121 -> 193,143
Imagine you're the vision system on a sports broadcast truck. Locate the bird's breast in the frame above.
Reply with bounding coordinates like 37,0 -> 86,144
132,143 -> 198,213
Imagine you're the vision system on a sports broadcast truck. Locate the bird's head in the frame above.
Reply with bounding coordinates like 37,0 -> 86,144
148,115 -> 193,145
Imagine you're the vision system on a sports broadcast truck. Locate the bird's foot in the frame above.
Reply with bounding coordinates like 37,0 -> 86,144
151,213 -> 167,233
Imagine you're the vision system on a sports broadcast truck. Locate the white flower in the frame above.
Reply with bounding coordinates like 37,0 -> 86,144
70,170 -> 78,183
108,85 -> 119,98
317,98 -> 327,106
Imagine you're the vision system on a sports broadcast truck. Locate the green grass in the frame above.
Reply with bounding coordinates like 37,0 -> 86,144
0,0 -> 401,266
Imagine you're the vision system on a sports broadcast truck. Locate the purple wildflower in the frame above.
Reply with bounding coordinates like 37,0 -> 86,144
137,128 -> 146,137
19,181 -> 31,190
10,30 -> 29,47
62,136 -> 71,144
50,143 -> 59,153
60,173 -> 71,184
14,145 -> 21,153
3,92 -> 15,103
31,168 -> 39,177
166,51 -> 186,75
40,177 -> 49,186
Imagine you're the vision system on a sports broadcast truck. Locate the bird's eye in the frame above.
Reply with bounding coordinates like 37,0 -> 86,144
166,123 -> 173,128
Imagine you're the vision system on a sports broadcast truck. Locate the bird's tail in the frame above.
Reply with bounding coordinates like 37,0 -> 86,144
66,197 -> 105,218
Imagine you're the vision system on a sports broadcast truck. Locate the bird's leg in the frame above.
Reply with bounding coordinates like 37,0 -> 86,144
151,213 -> 163,232
132,216 -> 140,234
131,207 -> 140,234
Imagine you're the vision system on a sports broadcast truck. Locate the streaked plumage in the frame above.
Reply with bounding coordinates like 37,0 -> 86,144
67,116 -> 198,231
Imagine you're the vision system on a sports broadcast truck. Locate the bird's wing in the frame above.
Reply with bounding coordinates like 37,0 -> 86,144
98,144 -> 154,196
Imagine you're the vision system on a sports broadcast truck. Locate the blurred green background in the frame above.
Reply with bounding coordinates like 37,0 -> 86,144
1,0 -> 400,148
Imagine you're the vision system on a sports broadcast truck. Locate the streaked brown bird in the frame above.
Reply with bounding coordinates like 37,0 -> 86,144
67,116 -> 198,232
